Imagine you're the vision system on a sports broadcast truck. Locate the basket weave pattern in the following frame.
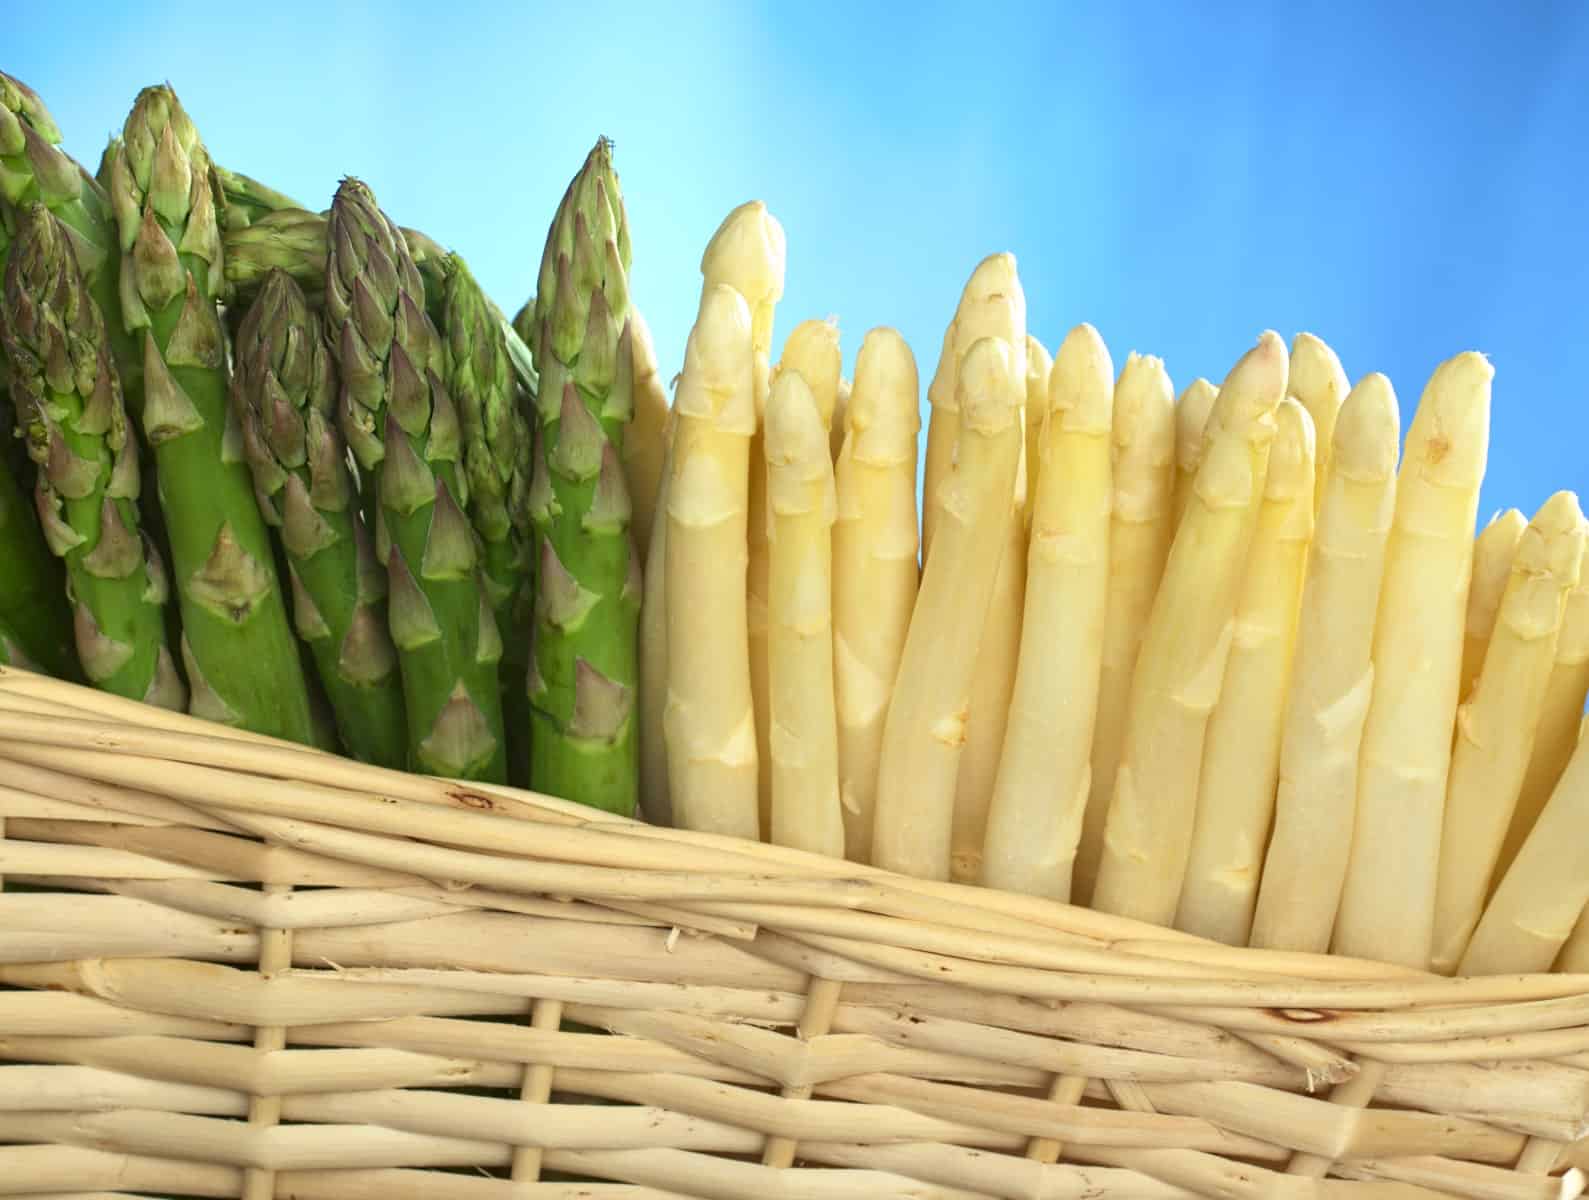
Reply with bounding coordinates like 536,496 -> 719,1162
1,667 -> 1586,1200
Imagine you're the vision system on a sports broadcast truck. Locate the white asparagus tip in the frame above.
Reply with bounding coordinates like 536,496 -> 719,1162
766,371 -> 831,483
959,337 -> 1022,434
775,317 -> 844,429
1330,373 -> 1401,482
1050,323 -> 1115,433
1289,331 -> 1347,393
1026,334 -> 1054,385
1520,492 -> 1587,584
848,327 -> 921,460
1208,329 -> 1290,432
700,200 -> 788,305
1405,351 -> 1493,487
674,284 -> 754,425
963,251 -> 1021,307
1267,396 -> 1317,502
1175,377 -> 1219,462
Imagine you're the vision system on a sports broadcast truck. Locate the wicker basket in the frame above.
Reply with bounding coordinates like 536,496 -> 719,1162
0,665 -> 1586,1200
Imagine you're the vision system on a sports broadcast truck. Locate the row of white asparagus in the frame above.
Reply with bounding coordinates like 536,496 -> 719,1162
624,200 -> 1589,977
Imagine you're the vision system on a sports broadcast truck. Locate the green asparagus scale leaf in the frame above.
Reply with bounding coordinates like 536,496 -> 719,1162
0,411 -> 78,679
108,85 -> 314,740
326,178 -> 506,782
0,203 -> 183,704
442,253 -> 533,784
234,267 -> 408,766
526,138 -> 639,815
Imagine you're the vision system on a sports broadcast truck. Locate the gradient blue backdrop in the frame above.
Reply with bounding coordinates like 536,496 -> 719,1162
12,1 -> 1588,521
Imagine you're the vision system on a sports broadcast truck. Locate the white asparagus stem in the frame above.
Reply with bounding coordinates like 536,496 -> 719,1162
1557,861 -> 1589,972
1075,352 -> 1176,906
830,375 -> 852,462
832,330 -> 920,863
639,414 -> 676,826
1249,375 -> 1401,953
949,462 -> 1027,884
662,282 -> 759,839
921,255 -> 1027,563
765,371 -> 843,857
1461,714 -> 1589,976
1176,397 -> 1317,944
758,319 -> 843,835
700,202 -> 785,842
623,309 -> 673,563
1091,332 -> 1289,926
872,337 -> 1024,880
1431,491 -> 1584,975
981,323 -> 1114,899
1170,377 -> 1219,533
1495,534 -> 1589,884
1460,508 -> 1528,704
1022,335 -> 1055,529
1334,350 -> 1493,970
1287,332 -> 1348,517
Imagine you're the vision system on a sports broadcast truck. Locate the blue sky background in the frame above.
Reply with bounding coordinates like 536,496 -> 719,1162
12,1 -> 1588,522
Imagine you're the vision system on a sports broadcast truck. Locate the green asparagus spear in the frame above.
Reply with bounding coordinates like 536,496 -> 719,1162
0,424 -> 78,679
107,84 -> 314,740
0,610 -> 39,667
213,164 -> 303,231
326,177 -> 506,781
441,253 -> 533,783
525,138 -> 639,815
0,203 -> 183,704
233,267 -> 408,765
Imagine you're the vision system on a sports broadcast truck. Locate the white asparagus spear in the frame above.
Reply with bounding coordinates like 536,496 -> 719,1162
872,337 -> 1024,881
1459,508 -> 1527,703
765,371 -> 843,857
1334,351 -> 1492,970
830,375 -> 851,462
981,323 -> 1114,899
1170,376 -> 1219,533
662,282 -> 759,839
1022,335 -> 1055,529
622,309 -> 673,563
638,411 -> 676,825
1248,375 -> 1401,953
1494,534 -> 1589,885
1176,397 -> 1317,945
702,203 -> 786,843
753,318 -> 843,835
1430,491 -> 1584,974
1460,714 -> 1589,976
833,329 -> 920,863
1288,332 -> 1349,516
1075,352 -> 1176,906
1090,332 -> 1289,926
921,255 -> 1027,563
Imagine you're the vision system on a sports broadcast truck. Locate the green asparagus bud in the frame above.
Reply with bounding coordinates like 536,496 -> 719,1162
1,203 -> 182,704
327,177 -> 506,781
526,138 -> 638,815
108,84 -> 313,740
233,268 -> 408,765
213,163 -> 303,232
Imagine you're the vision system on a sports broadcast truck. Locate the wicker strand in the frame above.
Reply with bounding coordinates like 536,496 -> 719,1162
760,974 -> 844,1169
509,997 -> 565,1182
241,882 -> 295,1200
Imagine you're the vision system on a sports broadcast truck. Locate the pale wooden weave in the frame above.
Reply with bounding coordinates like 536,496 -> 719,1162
0,665 -> 1586,1200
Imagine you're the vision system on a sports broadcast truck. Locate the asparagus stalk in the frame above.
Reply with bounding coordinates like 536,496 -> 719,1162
1248,375 -> 1401,953
1091,332 -> 1289,927
1494,536 -> 1589,884
1169,376 -> 1218,533
1175,397 -> 1317,945
326,177 -> 505,780
664,282 -> 757,837
1021,334 -> 1054,529
0,427 -> 78,680
1334,351 -> 1492,969
443,253 -> 533,785
2,203 -> 180,704
765,370 -> 842,856
1430,491 -> 1583,974
1460,714 -> 1589,976
0,611 -> 37,667
832,328 -> 919,863
622,308 -> 671,563
1287,332 -> 1348,516
872,336 -> 1023,881
829,375 -> 851,462
759,316 -> 842,833
108,86 -> 314,739
981,323 -> 1114,899
212,163 -> 303,232
1459,508 -> 1526,703
638,410 -> 675,825
524,139 -> 638,813
231,267 -> 407,766
921,255 -> 1026,564
1075,352 -> 1176,905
